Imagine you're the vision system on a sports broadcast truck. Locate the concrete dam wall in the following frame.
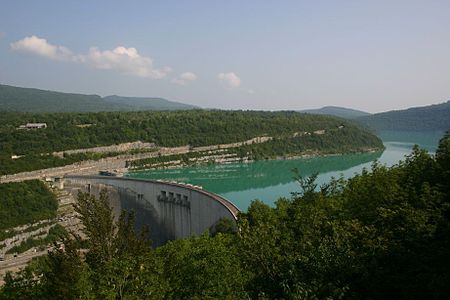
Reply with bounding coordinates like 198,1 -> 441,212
64,175 -> 239,247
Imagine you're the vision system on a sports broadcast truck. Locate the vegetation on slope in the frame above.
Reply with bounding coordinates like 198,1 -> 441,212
301,106 -> 371,119
130,126 -> 381,169
2,132 -> 449,299
0,151 -> 129,176
103,95 -> 196,110
0,180 -> 58,230
357,100 -> 450,131
0,84 -> 196,112
0,110 -> 383,175
0,84 -> 115,112
6,224 -> 68,255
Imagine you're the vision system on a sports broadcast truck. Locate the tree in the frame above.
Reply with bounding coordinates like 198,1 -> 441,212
41,239 -> 91,300
74,190 -> 116,270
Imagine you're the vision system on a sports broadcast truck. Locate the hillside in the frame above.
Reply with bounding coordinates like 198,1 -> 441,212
103,95 -> 197,110
0,84 -> 115,112
0,84 -> 197,112
300,106 -> 371,119
0,110 -> 383,175
357,101 -> 450,131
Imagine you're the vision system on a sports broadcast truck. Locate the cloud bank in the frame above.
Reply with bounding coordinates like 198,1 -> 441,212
218,72 -> 241,88
11,35 -> 170,78
172,72 -> 197,85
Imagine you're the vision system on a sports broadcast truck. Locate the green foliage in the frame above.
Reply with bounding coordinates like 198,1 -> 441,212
1,267 -> 45,300
436,131 -> 450,196
0,110 -> 383,174
0,180 -> 57,230
210,218 -> 237,236
74,190 -> 117,269
0,230 -> 17,242
154,234 -> 250,299
130,124 -> 383,169
2,133 -> 449,299
301,106 -> 371,119
238,137 -> 450,299
0,84 -> 195,113
40,239 -> 90,300
357,100 -> 450,131
103,95 -> 196,111
6,224 -> 68,254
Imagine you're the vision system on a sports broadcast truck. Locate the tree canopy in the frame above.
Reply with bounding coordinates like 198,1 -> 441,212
0,180 -> 57,230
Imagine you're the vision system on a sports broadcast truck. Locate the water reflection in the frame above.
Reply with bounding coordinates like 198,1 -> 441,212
129,151 -> 382,195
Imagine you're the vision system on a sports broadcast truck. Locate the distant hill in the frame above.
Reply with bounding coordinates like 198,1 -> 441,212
103,95 -> 197,111
0,84 -> 113,112
300,106 -> 371,119
357,101 -> 450,132
0,84 -> 197,112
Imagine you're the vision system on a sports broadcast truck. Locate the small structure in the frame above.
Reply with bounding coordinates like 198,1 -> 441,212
46,177 -> 64,190
75,124 -> 93,128
313,129 -> 326,135
18,123 -> 47,129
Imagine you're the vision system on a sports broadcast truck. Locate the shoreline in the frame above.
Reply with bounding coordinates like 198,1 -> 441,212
0,137 -> 272,183
127,147 -> 384,175
0,136 -> 384,184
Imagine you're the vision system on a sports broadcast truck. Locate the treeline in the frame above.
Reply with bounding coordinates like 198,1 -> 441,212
0,180 -> 58,230
2,132 -> 449,299
235,126 -> 380,160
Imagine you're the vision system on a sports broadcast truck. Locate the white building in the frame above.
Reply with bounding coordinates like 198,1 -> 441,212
18,123 -> 47,129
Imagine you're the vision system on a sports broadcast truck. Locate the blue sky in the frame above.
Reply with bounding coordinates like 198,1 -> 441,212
1,0 -> 449,112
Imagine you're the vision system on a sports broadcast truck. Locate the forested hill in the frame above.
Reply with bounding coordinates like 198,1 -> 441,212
357,101 -> 450,131
0,110 -> 382,154
300,106 -> 371,119
0,110 -> 383,175
0,84 -> 197,112
103,95 -> 196,110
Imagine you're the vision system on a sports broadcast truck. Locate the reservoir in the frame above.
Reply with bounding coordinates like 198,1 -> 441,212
128,131 -> 443,211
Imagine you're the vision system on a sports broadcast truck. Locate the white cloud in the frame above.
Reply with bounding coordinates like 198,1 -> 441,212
11,35 -> 170,78
172,72 -> 197,85
218,72 -> 241,88
247,89 -> 255,94
10,35 -> 73,61
81,46 -> 170,78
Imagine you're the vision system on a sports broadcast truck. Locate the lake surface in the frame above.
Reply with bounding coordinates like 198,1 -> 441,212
128,131 -> 444,211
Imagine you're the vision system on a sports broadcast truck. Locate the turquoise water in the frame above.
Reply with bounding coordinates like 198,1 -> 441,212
128,131 -> 443,211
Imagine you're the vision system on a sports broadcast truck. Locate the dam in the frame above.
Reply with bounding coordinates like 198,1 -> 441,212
64,175 -> 240,247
